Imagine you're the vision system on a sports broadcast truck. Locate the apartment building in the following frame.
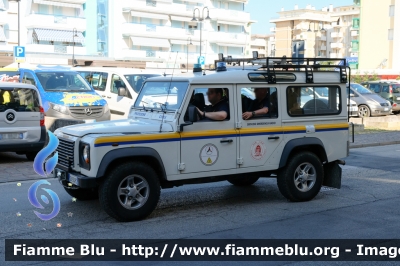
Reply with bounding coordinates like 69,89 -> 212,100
0,0 -> 254,68
358,0 -> 400,71
249,34 -> 275,57
270,4 -> 360,68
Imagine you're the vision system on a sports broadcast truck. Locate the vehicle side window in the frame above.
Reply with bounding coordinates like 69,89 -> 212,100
240,87 -> 278,119
185,87 -> 230,122
369,84 -> 381,93
111,74 -> 127,94
92,72 -> 108,91
22,72 -> 36,87
382,85 -> 390,93
287,86 -> 341,116
393,85 -> 400,93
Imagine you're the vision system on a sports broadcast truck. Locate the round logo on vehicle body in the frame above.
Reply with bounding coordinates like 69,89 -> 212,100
199,144 -> 219,166
4,110 -> 17,124
250,140 -> 266,160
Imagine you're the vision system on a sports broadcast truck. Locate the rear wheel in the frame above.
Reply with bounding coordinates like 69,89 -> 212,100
99,162 -> 160,222
63,187 -> 99,200
228,175 -> 259,186
358,105 -> 371,117
277,152 -> 323,202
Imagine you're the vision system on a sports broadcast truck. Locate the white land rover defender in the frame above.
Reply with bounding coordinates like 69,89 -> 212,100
54,56 -> 351,222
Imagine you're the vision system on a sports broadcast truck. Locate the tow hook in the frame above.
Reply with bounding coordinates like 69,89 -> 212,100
336,160 -> 346,165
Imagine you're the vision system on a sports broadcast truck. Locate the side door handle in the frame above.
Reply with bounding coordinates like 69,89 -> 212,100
268,136 -> 280,140
101,95 -> 106,97
107,96 -> 111,99
220,139 -> 233,143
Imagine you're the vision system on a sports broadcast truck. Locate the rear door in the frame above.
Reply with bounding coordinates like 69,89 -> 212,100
0,86 -> 41,145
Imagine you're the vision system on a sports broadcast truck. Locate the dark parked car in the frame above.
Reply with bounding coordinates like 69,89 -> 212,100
362,81 -> 400,113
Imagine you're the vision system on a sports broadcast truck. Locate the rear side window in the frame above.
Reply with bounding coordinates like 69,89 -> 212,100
0,87 -> 40,112
22,72 -> 37,87
78,71 -> 108,91
287,86 -> 341,116
392,84 -> 400,93
382,85 -> 390,93
369,84 -> 381,93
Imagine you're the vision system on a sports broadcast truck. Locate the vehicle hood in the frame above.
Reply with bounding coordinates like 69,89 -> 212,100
362,94 -> 388,104
58,119 -> 174,137
44,91 -> 107,108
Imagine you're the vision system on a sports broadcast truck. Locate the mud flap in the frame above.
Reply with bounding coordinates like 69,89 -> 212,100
323,161 -> 342,189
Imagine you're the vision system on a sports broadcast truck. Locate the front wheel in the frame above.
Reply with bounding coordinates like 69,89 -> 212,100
277,152 -> 323,202
358,105 -> 371,117
99,162 -> 160,222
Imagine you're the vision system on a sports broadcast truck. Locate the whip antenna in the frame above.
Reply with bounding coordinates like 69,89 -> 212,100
159,51 -> 179,133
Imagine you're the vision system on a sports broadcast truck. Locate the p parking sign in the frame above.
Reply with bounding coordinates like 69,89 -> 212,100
14,46 -> 26,63
198,56 -> 205,67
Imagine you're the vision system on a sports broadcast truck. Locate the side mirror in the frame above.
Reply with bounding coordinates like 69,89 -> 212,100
118,87 -> 128,97
188,106 -> 199,123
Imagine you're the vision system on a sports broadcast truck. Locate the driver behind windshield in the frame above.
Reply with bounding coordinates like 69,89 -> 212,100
196,88 -> 229,121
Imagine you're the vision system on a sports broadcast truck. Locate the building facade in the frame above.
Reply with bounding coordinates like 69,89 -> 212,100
358,0 -> 400,71
249,34 -> 275,57
270,4 -> 360,68
0,0 -> 254,68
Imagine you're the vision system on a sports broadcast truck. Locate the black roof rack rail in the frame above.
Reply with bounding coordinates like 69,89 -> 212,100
215,54 -> 349,84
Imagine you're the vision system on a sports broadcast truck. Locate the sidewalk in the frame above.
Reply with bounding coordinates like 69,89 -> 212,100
1,131 -> 400,183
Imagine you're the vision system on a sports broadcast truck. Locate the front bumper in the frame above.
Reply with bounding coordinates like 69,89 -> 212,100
371,106 -> 392,116
54,166 -> 98,189
0,126 -> 46,153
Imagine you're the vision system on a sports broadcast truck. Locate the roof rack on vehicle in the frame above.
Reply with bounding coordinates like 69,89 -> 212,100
214,53 -> 350,84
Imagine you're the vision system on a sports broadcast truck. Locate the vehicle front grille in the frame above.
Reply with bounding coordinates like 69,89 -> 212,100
380,103 -> 389,107
57,138 -> 75,169
69,106 -> 104,119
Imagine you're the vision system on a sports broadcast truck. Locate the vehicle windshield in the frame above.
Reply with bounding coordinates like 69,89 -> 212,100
351,83 -> 373,94
134,81 -> 189,111
124,74 -> 160,93
392,84 -> 400,93
36,72 -> 92,92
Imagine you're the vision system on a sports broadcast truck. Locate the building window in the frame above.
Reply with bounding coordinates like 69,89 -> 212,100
3,24 -> 9,39
388,29 -> 394,40
38,4 -> 48,14
352,18 -> 360,28
351,40 -> 359,51
389,5 -> 395,17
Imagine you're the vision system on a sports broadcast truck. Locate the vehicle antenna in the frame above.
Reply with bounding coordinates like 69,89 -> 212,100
159,51 -> 179,133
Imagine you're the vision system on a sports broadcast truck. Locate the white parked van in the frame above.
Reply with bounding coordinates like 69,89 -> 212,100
75,67 -> 161,118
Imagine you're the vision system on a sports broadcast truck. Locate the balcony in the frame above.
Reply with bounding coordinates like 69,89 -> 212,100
319,36 -> 327,41
320,45 -> 327,51
212,8 -> 251,23
295,34 -> 307,40
25,14 -> 86,31
208,31 -> 248,46
351,30 -> 359,37
25,44 -> 87,55
331,32 -> 343,38
251,39 -> 266,47
121,23 -> 200,40
330,53 -> 343,58
330,43 -> 343,49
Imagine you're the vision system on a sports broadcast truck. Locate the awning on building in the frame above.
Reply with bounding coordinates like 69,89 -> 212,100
33,0 -> 81,9
216,43 -> 245,48
170,39 -> 200,46
170,16 -> 193,22
217,20 -> 245,26
130,11 -> 169,20
0,27 -> 6,42
130,37 -> 170,48
33,28 -> 85,44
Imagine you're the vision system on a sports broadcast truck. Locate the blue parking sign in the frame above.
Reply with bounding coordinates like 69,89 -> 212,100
14,46 -> 26,63
198,56 -> 205,67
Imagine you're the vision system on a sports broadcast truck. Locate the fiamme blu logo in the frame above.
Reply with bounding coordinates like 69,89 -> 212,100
29,131 -> 60,221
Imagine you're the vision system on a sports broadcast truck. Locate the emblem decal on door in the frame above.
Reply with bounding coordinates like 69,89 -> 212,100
250,141 -> 266,160
199,144 -> 219,166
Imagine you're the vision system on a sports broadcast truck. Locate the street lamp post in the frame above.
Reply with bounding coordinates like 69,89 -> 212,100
72,28 -> 78,66
308,21 -> 326,57
187,37 -> 192,72
191,7 -> 211,60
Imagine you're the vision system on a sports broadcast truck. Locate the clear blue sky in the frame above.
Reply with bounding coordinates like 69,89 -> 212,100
246,0 -> 354,34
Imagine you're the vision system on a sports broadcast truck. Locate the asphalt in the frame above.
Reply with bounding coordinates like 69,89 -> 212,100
1,144 -> 400,265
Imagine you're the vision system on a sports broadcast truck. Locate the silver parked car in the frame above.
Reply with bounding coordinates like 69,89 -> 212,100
349,83 -> 391,117
0,82 -> 46,160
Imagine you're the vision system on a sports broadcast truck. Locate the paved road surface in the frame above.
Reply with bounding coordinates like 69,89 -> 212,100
1,145 -> 400,265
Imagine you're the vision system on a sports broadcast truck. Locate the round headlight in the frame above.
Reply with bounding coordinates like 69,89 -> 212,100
82,145 -> 90,164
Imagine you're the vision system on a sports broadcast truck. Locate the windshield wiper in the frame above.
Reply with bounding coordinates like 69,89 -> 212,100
154,102 -> 167,113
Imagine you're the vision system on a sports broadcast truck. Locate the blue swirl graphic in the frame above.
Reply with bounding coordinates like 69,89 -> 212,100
28,180 -> 60,221
33,130 -> 59,177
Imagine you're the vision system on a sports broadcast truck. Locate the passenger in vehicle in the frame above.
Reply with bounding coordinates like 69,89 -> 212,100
242,88 -> 269,120
196,88 -> 229,121
288,87 -> 302,114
